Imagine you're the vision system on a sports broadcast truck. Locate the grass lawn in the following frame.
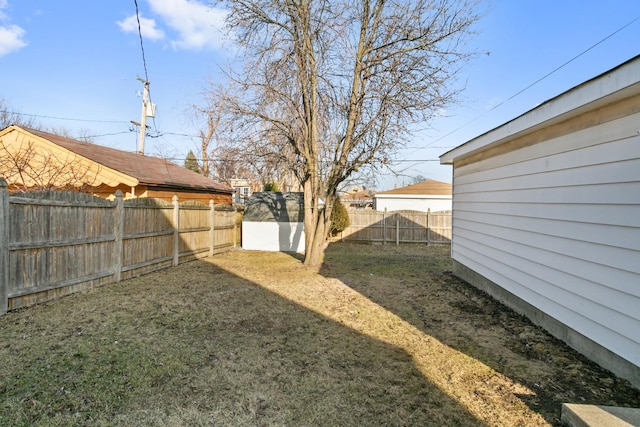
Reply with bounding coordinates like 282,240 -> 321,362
1,243 -> 638,426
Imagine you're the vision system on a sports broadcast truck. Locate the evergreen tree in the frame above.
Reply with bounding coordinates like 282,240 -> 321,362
330,201 -> 350,236
263,182 -> 279,192
184,150 -> 202,174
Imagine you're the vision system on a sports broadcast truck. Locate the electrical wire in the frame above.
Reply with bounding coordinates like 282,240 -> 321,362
133,0 -> 149,83
165,156 -> 440,163
405,15 -> 640,154
132,0 -> 159,134
5,111 -> 127,124
84,131 -> 134,139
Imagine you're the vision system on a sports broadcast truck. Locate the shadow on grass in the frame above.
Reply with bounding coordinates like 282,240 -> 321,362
0,252 -> 488,426
319,242 -> 640,426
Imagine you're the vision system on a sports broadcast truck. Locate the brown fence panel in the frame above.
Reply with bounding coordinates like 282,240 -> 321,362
6,191 -> 116,310
342,210 -> 385,243
213,207 -> 237,252
177,201 -> 211,263
342,209 -> 451,245
0,179 -> 240,314
121,198 -> 175,280
428,210 -> 452,243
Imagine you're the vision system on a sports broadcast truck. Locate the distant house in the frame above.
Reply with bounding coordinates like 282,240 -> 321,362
230,178 -> 262,205
0,125 -> 233,204
440,56 -> 640,388
340,186 -> 374,209
230,177 -> 303,205
374,179 -> 452,212
242,192 -> 305,252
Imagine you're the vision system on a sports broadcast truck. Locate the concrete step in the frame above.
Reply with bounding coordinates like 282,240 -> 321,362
562,403 -> 640,427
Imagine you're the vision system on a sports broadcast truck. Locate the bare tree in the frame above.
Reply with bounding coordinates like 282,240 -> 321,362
48,126 -> 96,144
191,82 -> 233,178
194,86 -> 300,189
225,0 -> 481,266
1,99 -> 96,144
0,99 -> 39,129
0,137 -> 100,192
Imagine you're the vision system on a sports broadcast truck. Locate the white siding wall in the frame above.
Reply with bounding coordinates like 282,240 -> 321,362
452,112 -> 640,368
242,221 -> 305,252
375,196 -> 452,212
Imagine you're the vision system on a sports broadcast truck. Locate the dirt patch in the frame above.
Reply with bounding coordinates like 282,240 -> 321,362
0,243 -> 638,426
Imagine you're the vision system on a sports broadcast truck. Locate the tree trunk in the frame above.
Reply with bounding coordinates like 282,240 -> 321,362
303,187 -> 334,268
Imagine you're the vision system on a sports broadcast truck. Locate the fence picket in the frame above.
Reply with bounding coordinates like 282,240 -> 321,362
342,209 -> 451,245
0,179 -> 9,314
1,191 -> 238,313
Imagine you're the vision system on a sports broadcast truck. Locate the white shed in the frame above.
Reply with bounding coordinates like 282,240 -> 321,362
242,192 -> 305,253
440,56 -> 640,388
374,180 -> 452,212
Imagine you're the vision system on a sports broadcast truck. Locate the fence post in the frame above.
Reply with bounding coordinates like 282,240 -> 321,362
209,200 -> 215,256
173,195 -> 179,266
0,179 -> 9,315
396,215 -> 400,245
427,208 -> 431,246
383,208 -> 387,245
113,190 -> 124,282
233,217 -> 237,248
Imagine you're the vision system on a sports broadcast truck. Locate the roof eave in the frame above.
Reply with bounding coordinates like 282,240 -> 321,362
143,183 -> 234,194
5,126 -> 140,187
440,54 -> 640,164
375,194 -> 451,200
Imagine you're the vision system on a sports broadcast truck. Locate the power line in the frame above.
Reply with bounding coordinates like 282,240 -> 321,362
84,131 -> 134,139
407,15 -> 640,153
6,111 -> 127,124
133,0 -> 150,83
166,156 -> 441,163
132,0 -> 160,138
4,110 -> 198,140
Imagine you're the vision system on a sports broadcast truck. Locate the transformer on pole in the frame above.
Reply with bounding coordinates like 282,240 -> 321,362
135,77 -> 155,155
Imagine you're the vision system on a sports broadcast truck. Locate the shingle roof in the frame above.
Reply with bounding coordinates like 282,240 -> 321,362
24,127 -> 232,193
243,192 -> 304,222
376,179 -> 452,196
340,189 -> 374,202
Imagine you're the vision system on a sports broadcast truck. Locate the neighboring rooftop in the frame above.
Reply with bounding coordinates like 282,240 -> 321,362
243,192 -> 304,223
19,126 -> 232,193
376,179 -> 452,196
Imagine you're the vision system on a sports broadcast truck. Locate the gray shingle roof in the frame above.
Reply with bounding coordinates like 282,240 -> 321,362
243,192 -> 304,222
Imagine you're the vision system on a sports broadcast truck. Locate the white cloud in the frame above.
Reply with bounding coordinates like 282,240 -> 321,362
0,24 -> 26,56
0,1 -> 27,57
116,14 -> 165,41
146,0 -> 228,50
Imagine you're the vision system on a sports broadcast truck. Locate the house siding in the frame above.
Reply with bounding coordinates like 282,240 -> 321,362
374,196 -> 452,213
450,107 -> 640,383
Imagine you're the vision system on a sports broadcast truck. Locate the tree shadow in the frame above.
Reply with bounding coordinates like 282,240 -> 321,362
319,243 -> 640,426
343,209 -> 451,245
242,192 -> 305,254
0,254 -> 491,426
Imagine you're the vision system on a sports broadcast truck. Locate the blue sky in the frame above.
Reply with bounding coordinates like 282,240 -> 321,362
1,0 -> 639,190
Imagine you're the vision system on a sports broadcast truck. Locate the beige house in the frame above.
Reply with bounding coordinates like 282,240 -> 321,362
0,125 -> 233,204
340,185 -> 374,209
374,179 -> 452,212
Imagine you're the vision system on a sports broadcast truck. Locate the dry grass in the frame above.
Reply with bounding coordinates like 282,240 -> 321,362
0,243 -> 638,426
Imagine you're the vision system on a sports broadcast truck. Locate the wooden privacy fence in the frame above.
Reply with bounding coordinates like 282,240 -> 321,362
0,179 -> 238,314
341,209 -> 451,245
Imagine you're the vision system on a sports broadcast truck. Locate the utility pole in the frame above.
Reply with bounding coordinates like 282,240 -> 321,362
135,77 -> 154,155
